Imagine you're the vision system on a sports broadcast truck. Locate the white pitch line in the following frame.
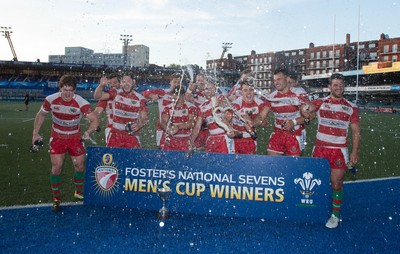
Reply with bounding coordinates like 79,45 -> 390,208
0,117 -> 32,120
22,118 -> 35,122
344,176 -> 400,184
0,201 -> 83,211
361,128 -> 400,134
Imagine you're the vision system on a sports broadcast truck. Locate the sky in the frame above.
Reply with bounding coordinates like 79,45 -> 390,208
0,0 -> 399,68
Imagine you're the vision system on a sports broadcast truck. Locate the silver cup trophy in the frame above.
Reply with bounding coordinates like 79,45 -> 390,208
157,187 -> 172,219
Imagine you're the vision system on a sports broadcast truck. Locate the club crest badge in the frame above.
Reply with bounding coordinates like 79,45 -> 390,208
342,106 -> 350,112
92,153 -> 119,197
69,107 -> 78,113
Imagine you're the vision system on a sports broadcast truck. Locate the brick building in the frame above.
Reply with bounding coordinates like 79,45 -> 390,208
206,33 -> 400,90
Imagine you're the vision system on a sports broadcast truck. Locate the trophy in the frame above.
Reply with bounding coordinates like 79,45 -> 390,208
157,187 -> 172,219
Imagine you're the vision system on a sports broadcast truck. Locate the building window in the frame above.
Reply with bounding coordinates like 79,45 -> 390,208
370,52 -> 377,59
329,51 -> 333,58
292,51 -> 297,56
310,52 -> 314,59
322,51 -> 327,58
393,56 -> 397,62
359,44 -> 365,49
384,45 -> 389,53
316,52 -> 320,59
299,51 -> 304,55
285,52 -> 290,57
335,50 -> 340,57
383,56 -> 389,61
392,44 -> 398,52
369,43 -> 376,48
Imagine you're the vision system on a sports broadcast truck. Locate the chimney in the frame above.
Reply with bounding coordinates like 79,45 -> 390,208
380,33 -> 386,40
309,42 -> 314,48
227,53 -> 232,59
251,50 -> 256,55
346,34 -> 350,45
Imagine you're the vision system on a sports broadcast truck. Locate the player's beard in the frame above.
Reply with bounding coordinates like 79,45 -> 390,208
331,89 -> 344,99
275,83 -> 289,93
122,85 -> 133,94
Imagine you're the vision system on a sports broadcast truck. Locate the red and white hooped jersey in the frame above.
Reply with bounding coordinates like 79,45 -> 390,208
142,88 -> 173,131
232,96 -> 265,137
264,87 -> 309,136
41,92 -> 92,139
96,98 -> 113,128
193,91 -> 206,107
162,101 -> 197,137
312,96 -> 359,147
198,99 -> 229,136
108,89 -> 148,135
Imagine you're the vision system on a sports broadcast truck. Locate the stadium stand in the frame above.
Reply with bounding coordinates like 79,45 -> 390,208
1,60 -> 398,113
0,60 -> 184,101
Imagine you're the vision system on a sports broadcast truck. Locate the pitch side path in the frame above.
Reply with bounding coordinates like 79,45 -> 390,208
1,177 -> 399,253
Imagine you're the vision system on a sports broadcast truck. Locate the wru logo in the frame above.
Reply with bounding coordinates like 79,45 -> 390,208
294,172 -> 321,198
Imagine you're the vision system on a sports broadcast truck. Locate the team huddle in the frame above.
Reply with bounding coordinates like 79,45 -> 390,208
91,69 -> 312,156
32,69 -> 361,229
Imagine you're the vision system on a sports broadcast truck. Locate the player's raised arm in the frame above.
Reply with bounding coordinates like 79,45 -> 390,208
93,77 -> 110,100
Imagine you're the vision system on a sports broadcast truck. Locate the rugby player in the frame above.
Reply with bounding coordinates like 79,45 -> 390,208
301,73 -> 361,229
32,75 -> 99,212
